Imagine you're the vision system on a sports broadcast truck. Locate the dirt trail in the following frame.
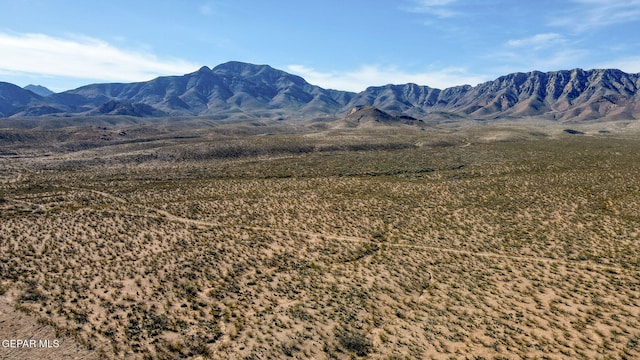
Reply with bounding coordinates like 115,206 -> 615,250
83,188 -> 628,273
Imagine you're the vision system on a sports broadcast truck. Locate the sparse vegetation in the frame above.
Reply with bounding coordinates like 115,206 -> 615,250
1,119 -> 639,359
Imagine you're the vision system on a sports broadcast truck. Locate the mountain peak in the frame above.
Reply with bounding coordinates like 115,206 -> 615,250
211,61 -> 309,89
347,105 -> 389,118
24,84 -> 54,97
212,61 -> 275,75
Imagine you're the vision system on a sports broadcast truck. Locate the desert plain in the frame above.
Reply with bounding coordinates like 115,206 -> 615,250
1,117 -> 639,359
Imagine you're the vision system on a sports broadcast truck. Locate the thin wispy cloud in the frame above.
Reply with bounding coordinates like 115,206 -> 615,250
402,0 -> 459,18
506,33 -> 566,50
199,4 -> 214,16
0,32 -> 199,83
598,56 -> 640,73
199,1 -> 220,16
494,29 -> 594,74
550,0 -> 640,31
286,64 -> 486,92
491,46 -> 590,74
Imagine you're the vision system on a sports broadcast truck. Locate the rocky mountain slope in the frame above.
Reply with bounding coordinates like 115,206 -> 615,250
344,69 -> 640,122
1,62 -> 639,122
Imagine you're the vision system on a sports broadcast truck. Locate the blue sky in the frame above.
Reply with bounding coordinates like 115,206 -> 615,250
1,0 -> 640,92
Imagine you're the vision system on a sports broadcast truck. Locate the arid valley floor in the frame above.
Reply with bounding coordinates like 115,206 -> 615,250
1,118 -> 639,359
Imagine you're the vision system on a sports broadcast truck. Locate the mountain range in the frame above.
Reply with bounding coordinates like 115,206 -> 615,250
1,61 -> 640,122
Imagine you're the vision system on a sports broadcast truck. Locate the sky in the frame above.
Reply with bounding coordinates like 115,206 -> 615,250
1,0 -> 640,92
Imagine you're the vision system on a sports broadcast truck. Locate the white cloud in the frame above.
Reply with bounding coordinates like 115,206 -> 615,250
285,64 -> 487,92
0,32 -> 199,84
506,33 -> 565,50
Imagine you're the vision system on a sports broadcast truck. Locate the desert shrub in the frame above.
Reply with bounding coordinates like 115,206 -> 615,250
19,287 -> 48,302
188,338 -> 212,357
336,328 -> 372,356
177,281 -> 199,299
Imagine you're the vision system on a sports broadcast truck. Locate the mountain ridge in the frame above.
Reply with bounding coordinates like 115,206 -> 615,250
1,62 -> 639,122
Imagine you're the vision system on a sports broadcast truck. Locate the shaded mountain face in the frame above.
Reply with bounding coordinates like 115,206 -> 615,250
333,106 -> 423,128
0,82 -> 43,117
90,100 -> 166,117
1,62 -> 640,122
